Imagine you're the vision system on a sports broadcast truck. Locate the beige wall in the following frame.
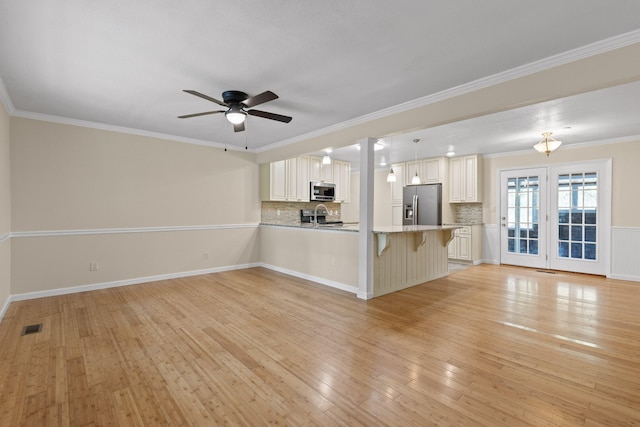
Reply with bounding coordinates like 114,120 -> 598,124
12,227 -> 260,294
259,226 -> 358,291
11,118 -> 260,230
0,101 -> 10,310
9,118 -> 262,295
482,139 -> 640,227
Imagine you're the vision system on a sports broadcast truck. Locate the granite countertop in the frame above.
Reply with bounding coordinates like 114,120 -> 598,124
444,222 -> 484,226
372,225 -> 460,234
260,222 -> 359,232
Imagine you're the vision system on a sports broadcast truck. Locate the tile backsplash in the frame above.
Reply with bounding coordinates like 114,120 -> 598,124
452,203 -> 483,224
261,201 -> 342,225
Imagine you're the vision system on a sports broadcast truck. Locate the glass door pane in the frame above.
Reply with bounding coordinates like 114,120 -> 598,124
500,168 -> 547,269
557,172 -> 598,261
549,160 -> 609,276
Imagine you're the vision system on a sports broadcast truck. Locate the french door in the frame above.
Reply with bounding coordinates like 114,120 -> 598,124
548,162 -> 609,275
500,160 -> 610,275
500,168 -> 548,269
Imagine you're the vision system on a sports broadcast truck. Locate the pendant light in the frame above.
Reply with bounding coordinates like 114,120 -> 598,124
411,138 -> 421,184
322,151 -> 332,164
534,131 -> 562,156
386,137 -> 396,182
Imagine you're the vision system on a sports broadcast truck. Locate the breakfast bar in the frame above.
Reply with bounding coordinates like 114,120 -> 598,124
372,225 -> 459,297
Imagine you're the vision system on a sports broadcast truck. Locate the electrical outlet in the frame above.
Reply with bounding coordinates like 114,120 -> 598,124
277,209 -> 281,216
89,262 -> 98,271
203,252 -> 209,260
330,257 -> 336,266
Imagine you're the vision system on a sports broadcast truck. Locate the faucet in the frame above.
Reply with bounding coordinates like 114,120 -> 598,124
314,204 -> 328,228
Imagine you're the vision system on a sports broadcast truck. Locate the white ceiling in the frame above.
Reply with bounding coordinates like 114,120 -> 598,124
330,80 -> 640,169
1,1 -> 640,161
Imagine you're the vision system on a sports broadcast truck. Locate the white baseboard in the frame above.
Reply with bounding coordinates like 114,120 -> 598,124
259,263 -> 358,295
0,296 -> 11,321
8,263 -> 260,304
608,274 -> 640,282
0,262 -> 357,322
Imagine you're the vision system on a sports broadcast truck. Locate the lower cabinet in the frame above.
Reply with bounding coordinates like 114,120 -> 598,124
448,224 -> 482,264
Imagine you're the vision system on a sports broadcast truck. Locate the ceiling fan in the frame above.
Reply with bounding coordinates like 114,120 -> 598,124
178,89 -> 292,132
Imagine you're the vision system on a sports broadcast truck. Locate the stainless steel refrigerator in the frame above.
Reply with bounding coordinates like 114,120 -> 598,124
403,183 -> 442,226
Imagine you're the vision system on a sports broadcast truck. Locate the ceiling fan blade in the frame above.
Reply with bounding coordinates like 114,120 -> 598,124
233,121 -> 245,132
248,109 -> 292,123
177,110 -> 224,119
183,90 -> 227,107
243,90 -> 278,108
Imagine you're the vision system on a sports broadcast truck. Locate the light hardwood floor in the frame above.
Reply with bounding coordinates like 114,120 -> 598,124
1,265 -> 640,426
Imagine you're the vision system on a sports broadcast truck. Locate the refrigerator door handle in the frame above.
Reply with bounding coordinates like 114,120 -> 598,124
413,194 -> 418,226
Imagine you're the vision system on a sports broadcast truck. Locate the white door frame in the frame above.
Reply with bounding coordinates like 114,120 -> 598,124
499,168 -> 548,269
548,159 -> 612,276
497,159 -> 611,276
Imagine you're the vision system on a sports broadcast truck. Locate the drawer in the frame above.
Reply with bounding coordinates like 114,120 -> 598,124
456,226 -> 471,235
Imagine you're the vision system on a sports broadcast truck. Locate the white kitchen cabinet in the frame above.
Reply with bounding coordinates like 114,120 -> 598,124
309,156 -> 334,183
448,225 -> 482,263
268,160 -> 287,201
333,160 -> 351,203
261,156 -> 310,202
405,157 -> 446,185
390,163 -> 405,205
449,155 -> 482,203
288,156 -> 310,202
321,160 -> 334,183
392,205 -> 404,226
309,156 -> 322,182
423,157 -> 445,183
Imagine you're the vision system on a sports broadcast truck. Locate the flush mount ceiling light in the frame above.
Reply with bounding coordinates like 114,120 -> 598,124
411,138 -> 421,184
446,146 -> 456,157
534,131 -> 562,156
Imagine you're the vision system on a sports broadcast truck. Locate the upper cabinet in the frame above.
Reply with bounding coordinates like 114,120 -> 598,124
309,156 -> 333,183
261,156 -> 310,202
333,160 -> 351,203
262,156 -> 349,203
309,156 -> 322,182
405,157 -> 446,185
390,163 -> 405,205
449,155 -> 483,203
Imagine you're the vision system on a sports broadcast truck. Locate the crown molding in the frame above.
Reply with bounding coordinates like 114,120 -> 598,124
256,29 -> 640,154
3,29 -> 640,155
10,109 -> 255,153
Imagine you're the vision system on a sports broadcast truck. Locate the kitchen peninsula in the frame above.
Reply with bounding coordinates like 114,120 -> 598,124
260,222 -> 458,298
372,225 -> 459,297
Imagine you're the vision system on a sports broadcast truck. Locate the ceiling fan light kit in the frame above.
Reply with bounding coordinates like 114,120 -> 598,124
534,131 -> 562,156
225,105 -> 247,124
178,89 -> 292,133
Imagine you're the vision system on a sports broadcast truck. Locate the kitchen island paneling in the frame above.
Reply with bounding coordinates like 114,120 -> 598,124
373,225 -> 458,297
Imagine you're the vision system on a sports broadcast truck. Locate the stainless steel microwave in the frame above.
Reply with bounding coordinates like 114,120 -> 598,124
310,182 -> 335,202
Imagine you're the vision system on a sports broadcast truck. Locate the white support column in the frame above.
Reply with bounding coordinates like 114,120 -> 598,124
357,137 -> 376,299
